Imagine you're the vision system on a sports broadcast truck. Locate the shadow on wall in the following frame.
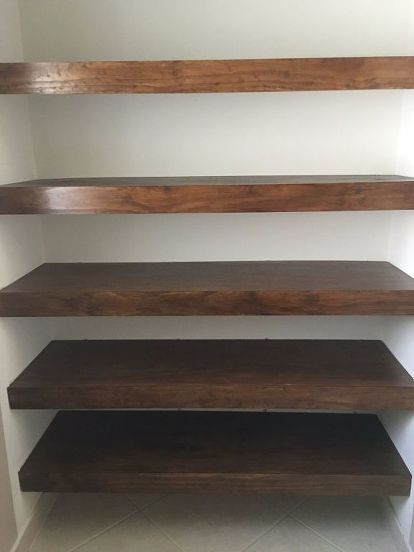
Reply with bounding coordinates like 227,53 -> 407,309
381,313 -> 414,542
0,405 -> 17,552
0,214 -> 53,533
411,518 -> 414,552
0,317 -> 54,534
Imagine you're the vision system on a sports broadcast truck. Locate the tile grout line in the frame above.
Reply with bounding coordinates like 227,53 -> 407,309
140,509 -> 187,552
285,496 -> 308,516
28,494 -> 58,552
67,509 -> 140,552
67,496 -> 164,552
126,494 -> 166,512
237,512 -> 291,552
237,498 -> 309,552
289,513 -> 350,552
26,494 -> 406,552
381,497 -> 404,552
140,496 -> 310,552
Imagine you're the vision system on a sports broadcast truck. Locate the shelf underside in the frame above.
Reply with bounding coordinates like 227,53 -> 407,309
19,411 -> 411,495
1,175 -> 414,214
1,261 -> 414,316
1,57 -> 414,94
8,340 -> 414,411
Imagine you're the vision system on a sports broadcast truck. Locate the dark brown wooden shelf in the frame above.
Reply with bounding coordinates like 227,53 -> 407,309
1,175 -> 414,214
19,411 -> 411,495
1,261 -> 414,316
1,57 -> 414,94
8,340 -> 414,411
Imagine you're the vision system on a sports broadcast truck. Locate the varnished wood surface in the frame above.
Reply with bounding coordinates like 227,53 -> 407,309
1,261 -> 414,316
19,411 -> 411,495
1,175 -> 414,214
8,340 -> 414,411
1,57 -> 414,94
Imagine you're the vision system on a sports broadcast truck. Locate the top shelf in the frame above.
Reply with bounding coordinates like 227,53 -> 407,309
1,57 -> 414,94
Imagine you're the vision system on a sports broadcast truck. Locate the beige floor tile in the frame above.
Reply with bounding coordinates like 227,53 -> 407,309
30,494 -> 136,552
127,493 -> 163,510
76,512 -> 181,552
292,496 -> 399,552
144,493 -> 303,552
245,516 -> 340,552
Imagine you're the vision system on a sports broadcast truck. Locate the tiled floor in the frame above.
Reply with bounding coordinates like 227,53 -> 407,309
30,493 -> 404,552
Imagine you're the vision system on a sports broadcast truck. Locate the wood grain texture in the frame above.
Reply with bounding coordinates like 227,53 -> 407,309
0,261 -> 414,316
1,261 -> 414,317
1,57 -> 414,94
18,411 -> 411,495
8,340 -> 414,411
1,175 -> 414,214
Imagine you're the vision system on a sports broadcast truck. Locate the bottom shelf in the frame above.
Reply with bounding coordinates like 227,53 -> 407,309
19,411 -> 411,496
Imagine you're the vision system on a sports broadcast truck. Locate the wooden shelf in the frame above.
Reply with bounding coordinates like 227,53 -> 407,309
18,411 -> 411,495
1,261 -> 414,316
1,57 -> 414,94
1,175 -> 413,214
0,261 -> 414,316
8,340 -> 414,411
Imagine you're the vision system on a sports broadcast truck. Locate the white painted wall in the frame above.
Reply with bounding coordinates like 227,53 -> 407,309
0,0 -> 53,541
19,0 -> 412,348
382,202 -> 414,547
0,0 -> 412,547
379,6 -> 414,549
17,0 -> 413,60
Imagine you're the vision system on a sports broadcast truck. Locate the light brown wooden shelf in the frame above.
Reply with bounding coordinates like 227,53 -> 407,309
1,175 -> 414,214
18,411 -> 411,495
8,339 -> 414,411
1,57 -> 414,94
1,261 -> 414,316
